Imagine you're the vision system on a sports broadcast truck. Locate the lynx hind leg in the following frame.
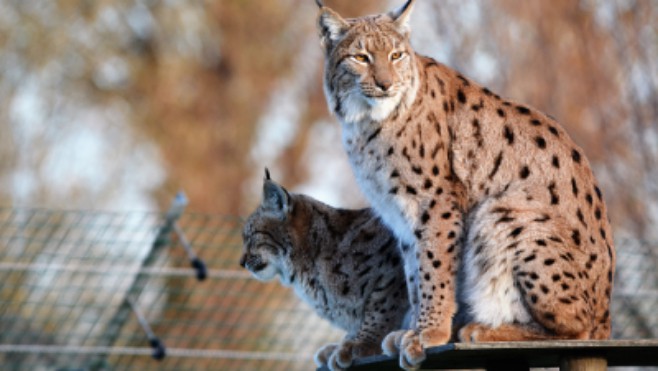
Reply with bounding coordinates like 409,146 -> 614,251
512,236 -> 593,340
466,193 -> 598,341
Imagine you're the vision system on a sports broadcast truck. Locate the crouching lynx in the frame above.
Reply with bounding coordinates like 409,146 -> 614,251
315,0 -> 615,369
240,170 -> 409,370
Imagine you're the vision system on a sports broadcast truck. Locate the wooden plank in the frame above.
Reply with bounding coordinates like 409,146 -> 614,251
316,339 -> 658,370
560,357 -> 607,371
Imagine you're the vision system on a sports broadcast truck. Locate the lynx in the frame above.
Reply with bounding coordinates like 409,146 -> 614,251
315,0 -> 615,369
240,170 -> 409,370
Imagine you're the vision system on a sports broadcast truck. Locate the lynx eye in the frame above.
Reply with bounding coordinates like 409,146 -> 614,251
352,54 -> 369,63
390,51 -> 404,61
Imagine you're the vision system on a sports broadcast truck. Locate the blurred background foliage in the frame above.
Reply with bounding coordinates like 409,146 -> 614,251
0,0 -> 658,238
0,0 -> 657,369
1,0 -> 657,241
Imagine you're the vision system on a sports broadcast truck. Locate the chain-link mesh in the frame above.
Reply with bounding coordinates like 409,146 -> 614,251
0,207 -> 655,370
0,207 -> 342,370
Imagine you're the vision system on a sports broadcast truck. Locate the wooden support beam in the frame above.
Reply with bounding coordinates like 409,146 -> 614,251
560,357 -> 607,371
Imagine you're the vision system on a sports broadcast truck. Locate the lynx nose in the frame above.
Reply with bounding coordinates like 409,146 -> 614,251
376,79 -> 393,92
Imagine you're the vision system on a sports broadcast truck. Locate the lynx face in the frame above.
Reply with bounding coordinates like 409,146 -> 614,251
240,179 -> 294,283
320,10 -> 418,122
240,214 -> 290,282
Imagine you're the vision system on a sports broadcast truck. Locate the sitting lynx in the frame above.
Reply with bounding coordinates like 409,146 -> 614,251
240,170 -> 409,370
315,0 -> 615,369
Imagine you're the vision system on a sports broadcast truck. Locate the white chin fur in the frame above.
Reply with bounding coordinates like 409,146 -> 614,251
367,96 -> 400,122
340,93 -> 400,123
251,265 -> 278,282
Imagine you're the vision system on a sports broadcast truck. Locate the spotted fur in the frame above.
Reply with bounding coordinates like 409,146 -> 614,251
316,1 -> 615,369
240,170 -> 409,370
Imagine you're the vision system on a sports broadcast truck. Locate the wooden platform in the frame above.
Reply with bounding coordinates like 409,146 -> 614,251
319,339 -> 658,370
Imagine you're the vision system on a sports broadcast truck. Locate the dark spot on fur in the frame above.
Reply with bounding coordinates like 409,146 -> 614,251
572,230 -> 582,246
520,165 -> 530,179
457,89 -> 466,104
510,226 -> 524,238
534,214 -> 551,223
552,155 -> 560,169
535,136 -> 547,149
489,151 -> 504,180
571,178 -> 579,197
504,126 -> 515,145
548,182 -> 559,205
548,126 -> 559,137
572,149 -> 582,163
577,208 -> 586,227
497,108 -> 506,117
366,127 -> 382,145
421,211 -> 431,224
424,178 -> 433,190
544,258 -> 555,266
516,105 -> 531,115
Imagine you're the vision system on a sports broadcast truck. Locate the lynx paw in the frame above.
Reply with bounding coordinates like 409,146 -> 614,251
314,343 -> 339,368
458,323 -> 484,343
383,326 -> 451,370
382,329 -> 407,357
382,330 -> 425,370
316,340 -> 379,371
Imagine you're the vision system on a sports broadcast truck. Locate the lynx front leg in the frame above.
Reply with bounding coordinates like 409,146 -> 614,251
389,195 -> 464,370
414,206 -> 462,342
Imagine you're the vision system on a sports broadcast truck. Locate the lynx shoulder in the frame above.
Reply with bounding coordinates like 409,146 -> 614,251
241,170 -> 409,370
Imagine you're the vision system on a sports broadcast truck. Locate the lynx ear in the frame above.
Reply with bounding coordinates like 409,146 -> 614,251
262,176 -> 292,218
389,0 -> 415,36
317,5 -> 349,46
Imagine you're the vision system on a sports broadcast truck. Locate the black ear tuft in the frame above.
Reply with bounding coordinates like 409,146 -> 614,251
314,0 -> 324,8
317,5 -> 349,45
262,179 -> 291,218
264,167 -> 271,180
389,0 -> 415,35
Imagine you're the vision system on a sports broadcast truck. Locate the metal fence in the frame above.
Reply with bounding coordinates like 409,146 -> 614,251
0,204 -> 655,370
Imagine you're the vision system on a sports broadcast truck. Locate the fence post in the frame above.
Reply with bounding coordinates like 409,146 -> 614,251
96,193 -> 187,366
